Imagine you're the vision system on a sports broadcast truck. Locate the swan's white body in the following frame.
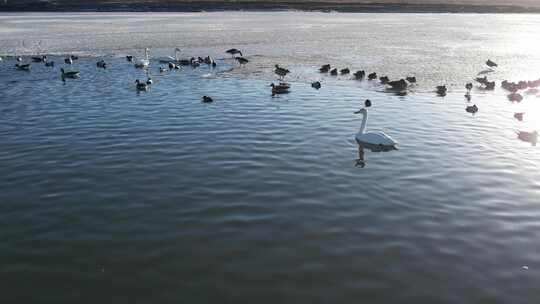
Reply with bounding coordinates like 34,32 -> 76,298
135,48 -> 150,68
355,108 -> 397,147
158,48 -> 181,63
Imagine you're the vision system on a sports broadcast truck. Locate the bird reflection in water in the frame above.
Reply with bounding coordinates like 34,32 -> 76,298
517,131 -> 538,146
355,142 -> 397,168
355,144 -> 366,168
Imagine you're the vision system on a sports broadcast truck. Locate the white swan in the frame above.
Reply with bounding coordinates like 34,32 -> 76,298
158,48 -> 181,63
355,108 -> 397,147
135,48 -> 150,68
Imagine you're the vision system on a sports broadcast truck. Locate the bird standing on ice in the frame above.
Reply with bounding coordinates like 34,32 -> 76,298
226,48 -> 243,58
486,59 -> 498,68
274,65 -> 290,80
236,57 -> 249,66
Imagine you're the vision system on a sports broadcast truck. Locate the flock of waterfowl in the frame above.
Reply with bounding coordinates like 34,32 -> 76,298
317,62 -> 422,96
2,49 -> 538,146
311,58 -> 539,146
466,62 -> 540,146
3,47 -> 251,104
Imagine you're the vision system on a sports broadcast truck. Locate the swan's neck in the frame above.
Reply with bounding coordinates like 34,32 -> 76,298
358,111 -> 368,135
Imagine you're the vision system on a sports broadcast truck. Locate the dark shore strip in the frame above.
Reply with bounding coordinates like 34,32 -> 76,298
1,1 -> 539,13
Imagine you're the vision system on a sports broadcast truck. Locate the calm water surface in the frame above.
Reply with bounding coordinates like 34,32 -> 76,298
1,12 -> 540,303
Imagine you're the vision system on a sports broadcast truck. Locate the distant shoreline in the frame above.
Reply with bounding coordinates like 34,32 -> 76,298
1,2 -> 539,13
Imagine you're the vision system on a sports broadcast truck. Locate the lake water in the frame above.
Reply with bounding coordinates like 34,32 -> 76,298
1,12 -> 540,303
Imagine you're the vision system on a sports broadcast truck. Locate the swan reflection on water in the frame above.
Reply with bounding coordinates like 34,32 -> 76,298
355,141 -> 397,168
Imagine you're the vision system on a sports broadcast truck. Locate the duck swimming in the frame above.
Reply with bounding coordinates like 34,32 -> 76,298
202,96 -> 214,103
60,68 -> 80,80
406,76 -> 416,83
135,79 -> 149,91
32,55 -> 46,62
319,64 -> 331,73
340,68 -> 350,75
311,81 -> 321,89
204,56 -> 217,67
506,93 -> 523,102
379,76 -> 389,84
96,60 -> 107,69
178,59 -> 191,66
502,80 -> 519,92
508,93 -> 523,102
45,61 -> 55,67
364,99 -> 372,107
270,82 -> 290,95
354,70 -> 365,80
387,79 -> 407,91
330,68 -> 338,76
190,58 -> 200,68
436,85 -> 447,96
367,72 -> 377,80
517,130 -> 538,146
15,63 -> 31,71
466,104 -> 478,114
476,76 -> 488,85
485,81 -> 495,90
